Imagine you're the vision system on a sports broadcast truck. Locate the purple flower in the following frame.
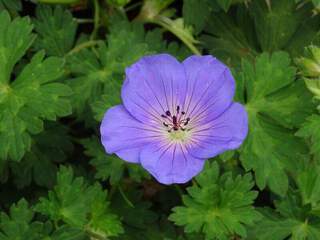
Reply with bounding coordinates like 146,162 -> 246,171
100,54 -> 248,184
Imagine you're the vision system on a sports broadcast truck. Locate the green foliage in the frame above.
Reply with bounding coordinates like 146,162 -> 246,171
0,0 -> 21,12
250,0 -> 311,52
296,45 -> 320,110
67,20 -> 150,116
81,137 -> 149,184
237,51 -> 313,196
201,10 -> 257,67
296,115 -> 320,161
0,11 -> 72,162
10,123 -> 73,188
0,199 -> 45,239
33,5 -> 78,57
182,0 -> 211,34
169,162 -> 261,240
35,166 -> 124,238
1,0 -> 320,239
253,165 -> 320,239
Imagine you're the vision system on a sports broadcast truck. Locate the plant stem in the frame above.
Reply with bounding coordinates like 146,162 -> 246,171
174,184 -> 184,197
37,0 -> 80,3
125,1 -> 143,12
75,18 -> 94,24
86,228 -> 109,240
118,185 -> 134,208
91,0 -> 100,40
145,16 -> 201,55
67,40 -> 101,56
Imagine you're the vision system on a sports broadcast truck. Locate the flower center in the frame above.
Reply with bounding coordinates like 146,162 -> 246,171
161,105 -> 191,133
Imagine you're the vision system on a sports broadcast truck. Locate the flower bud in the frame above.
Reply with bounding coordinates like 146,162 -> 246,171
296,46 -> 320,78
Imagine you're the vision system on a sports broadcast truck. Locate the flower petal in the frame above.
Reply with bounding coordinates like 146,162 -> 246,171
182,55 -> 235,125
189,103 -> 248,159
100,105 -> 164,163
140,142 -> 205,184
121,54 -> 187,125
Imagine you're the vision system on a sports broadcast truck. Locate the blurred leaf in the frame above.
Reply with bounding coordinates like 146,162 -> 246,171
33,5 -> 78,57
50,225 -> 86,240
285,15 -> 320,57
254,190 -> 320,240
107,0 -> 131,7
215,0 -> 248,12
296,115 -> 320,161
10,123 -> 73,188
250,0 -> 312,52
183,0 -> 211,34
296,165 -> 320,211
201,11 -> 257,67
136,0 -> 175,20
169,162 -> 261,240
0,0 -> 21,12
111,188 -> 157,230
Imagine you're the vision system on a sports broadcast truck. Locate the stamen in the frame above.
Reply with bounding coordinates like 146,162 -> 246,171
184,117 -> 190,126
160,107 -> 191,133
172,116 -> 177,125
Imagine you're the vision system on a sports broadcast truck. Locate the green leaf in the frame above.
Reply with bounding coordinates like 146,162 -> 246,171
33,5 -> 78,57
0,11 -> 72,162
0,11 -> 35,84
169,162 -> 261,240
67,21 -> 150,116
88,185 -> 124,238
0,199 -> 45,239
91,91 -> 121,122
50,225 -> 86,240
254,190 -> 320,240
10,123 -> 73,188
34,166 -> 123,237
215,0 -> 233,11
107,0 -> 131,7
201,11 -> 257,67
296,115 -> 320,160
296,164 -> 320,212
0,52 -> 72,161
183,0 -> 211,34
250,0 -> 311,52
285,15 -> 320,57
82,137 -> 149,184
111,188 -> 157,230
0,0 -> 21,12
238,52 -> 312,195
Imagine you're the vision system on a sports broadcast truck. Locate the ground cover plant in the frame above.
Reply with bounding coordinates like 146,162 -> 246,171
1,0 -> 320,239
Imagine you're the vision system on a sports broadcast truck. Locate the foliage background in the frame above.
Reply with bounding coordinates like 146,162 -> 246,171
1,0 -> 320,239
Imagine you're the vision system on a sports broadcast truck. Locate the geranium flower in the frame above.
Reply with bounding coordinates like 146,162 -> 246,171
100,54 -> 248,184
